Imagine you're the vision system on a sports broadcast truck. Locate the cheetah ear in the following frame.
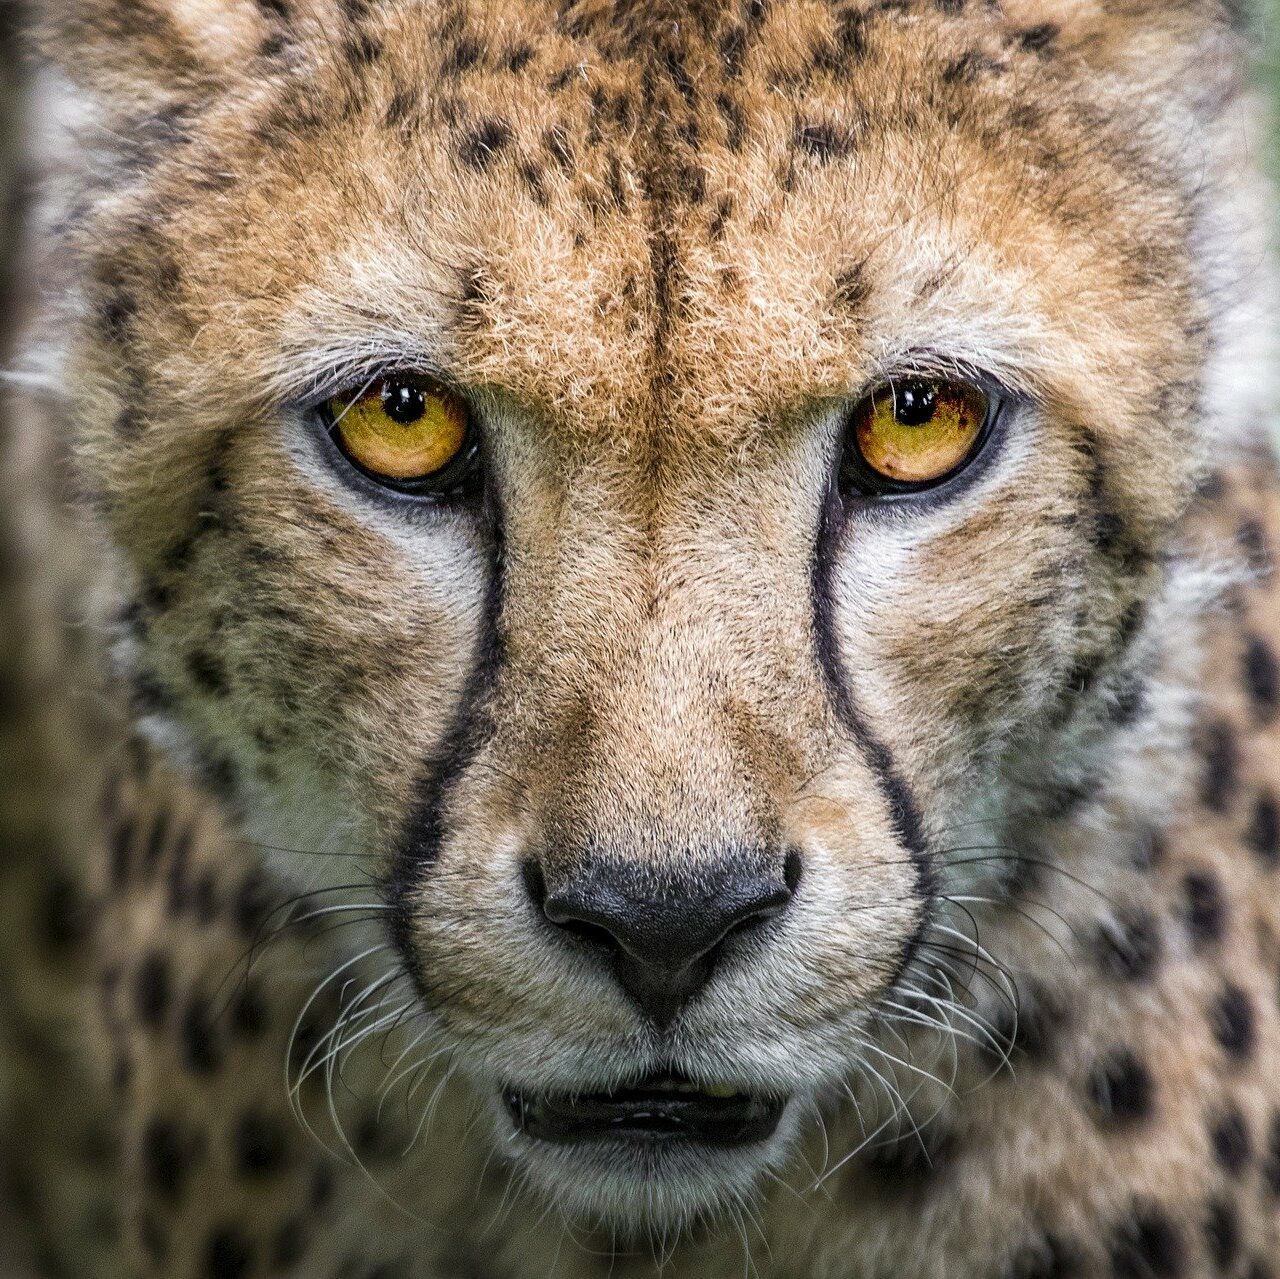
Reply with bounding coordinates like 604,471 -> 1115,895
31,0 -> 274,106
1002,0 -> 1249,98
1002,0 -> 1250,44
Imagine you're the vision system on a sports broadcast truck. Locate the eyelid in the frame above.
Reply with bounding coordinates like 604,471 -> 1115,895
294,361 -> 459,414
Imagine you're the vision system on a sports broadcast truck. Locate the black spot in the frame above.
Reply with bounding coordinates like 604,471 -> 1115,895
141,575 -> 174,612
354,1112 -> 399,1164
342,32 -> 382,65
719,23 -> 748,75
716,92 -> 746,151
182,994 -> 223,1075
1210,1106 -> 1251,1175
1182,871 -> 1226,949
40,874 -> 88,953
167,833 -> 192,915
1087,1050 -> 1154,1125
230,982 -> 268,1041
1095,908 -> 1161,981
310,1163 -> 335,1209
141,1118 -> 188,1201
605,153 -> 629,208
660,47 -> 696,104
833,9 -> 870,63
1110,671 -> 1148,726
1195,470 -> 1227,502
194,871 -> 219,924
708,195 -> 733,241
673,162 -> 705,206
1247,1263 -> 1275,1279
234,871 -> 272,939
1204,1199 -> 1239,1271
506,44 -> 534,73
1247,793 -> 1280,865
1244,636 -> 1279,722
832,264 -> 870,311
140,809 -> 172,879
130,670 -> 171,717
109,816 -> 136,890
112,1054 -> 133,1097
445,35 -> 483,74
1238,517 -> 1273,576
1109,1205 -> 1184,1277
1018,23 -> 1059,52
133,952 -> 171,1028
942,49 -> 1007,84
1211,985 -> 1256,1060
982,983 -> 1063,1068
458,118 -> 512,170
794,120 -> 853,161
547,64 -> 578,92
1261,1111 -> 1280,1194
187,648 -> 230,698
860,1124 -> 953,1188
234,1111 -> 289,1177
206,1227 -> 255,1279
271,1217 -> 309,1271
518,161 -> 548,208
383,88 -> 417,129
100,288 -> 137,340
199,753 -> 238,802
1199,721 -> 1239,814
1005,1233 -> 1080,1278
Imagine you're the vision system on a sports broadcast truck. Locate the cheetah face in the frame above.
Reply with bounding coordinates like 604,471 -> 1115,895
46,0 -> 1245,1232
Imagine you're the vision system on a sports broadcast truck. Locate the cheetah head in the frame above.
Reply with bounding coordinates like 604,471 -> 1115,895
37,0 -> 1267,1234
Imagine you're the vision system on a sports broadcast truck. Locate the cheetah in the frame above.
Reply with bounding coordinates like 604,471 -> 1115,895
1,0 -> 1278,1276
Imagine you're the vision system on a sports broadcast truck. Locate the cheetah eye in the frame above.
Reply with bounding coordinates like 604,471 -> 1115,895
321,373 -> 479,495
840,378 -> 992,497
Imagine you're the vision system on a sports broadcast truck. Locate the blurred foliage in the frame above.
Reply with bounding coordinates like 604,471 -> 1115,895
1266,0 -> 1280,183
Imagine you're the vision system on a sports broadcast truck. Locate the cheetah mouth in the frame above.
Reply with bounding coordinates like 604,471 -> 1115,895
503,1073 -> 786,1147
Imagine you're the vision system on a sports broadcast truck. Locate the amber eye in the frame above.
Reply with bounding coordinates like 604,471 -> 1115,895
842,378 -> 991,496
324,374 -> 475,492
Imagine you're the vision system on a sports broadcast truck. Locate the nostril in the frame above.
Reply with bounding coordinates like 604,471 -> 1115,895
554,918 -> 619,951
783,848 -> 803,895
521,858 -> 548,912
527,862 -> 629,954
529,853 -> 800,1024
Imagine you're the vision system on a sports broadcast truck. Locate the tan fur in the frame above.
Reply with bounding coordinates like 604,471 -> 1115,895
2,0 -> 1278,1274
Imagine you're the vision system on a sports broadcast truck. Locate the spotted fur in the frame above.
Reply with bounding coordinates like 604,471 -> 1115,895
2,0 -> 1278,1275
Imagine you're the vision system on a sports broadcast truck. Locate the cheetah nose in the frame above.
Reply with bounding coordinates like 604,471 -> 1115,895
525,851 -> 801,1026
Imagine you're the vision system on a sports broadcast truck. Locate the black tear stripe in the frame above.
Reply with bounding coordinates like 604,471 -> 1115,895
384,518 -> 505,997
810,489 -> 935,926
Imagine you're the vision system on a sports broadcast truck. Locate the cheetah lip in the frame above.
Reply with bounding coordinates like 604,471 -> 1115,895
503,1074 -> 786,1147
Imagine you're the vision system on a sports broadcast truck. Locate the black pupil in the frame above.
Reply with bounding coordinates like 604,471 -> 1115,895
382,381 -> 427,425
893,382 -> 939,427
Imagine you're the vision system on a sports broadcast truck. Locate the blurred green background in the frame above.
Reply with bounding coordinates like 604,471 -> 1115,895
1266,0 -> 1280,181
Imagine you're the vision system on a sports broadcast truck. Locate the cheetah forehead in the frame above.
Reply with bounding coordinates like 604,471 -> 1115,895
56,0 -> 1235,444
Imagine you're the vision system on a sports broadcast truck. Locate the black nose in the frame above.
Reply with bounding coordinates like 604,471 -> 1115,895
527,851 -> 800,1025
